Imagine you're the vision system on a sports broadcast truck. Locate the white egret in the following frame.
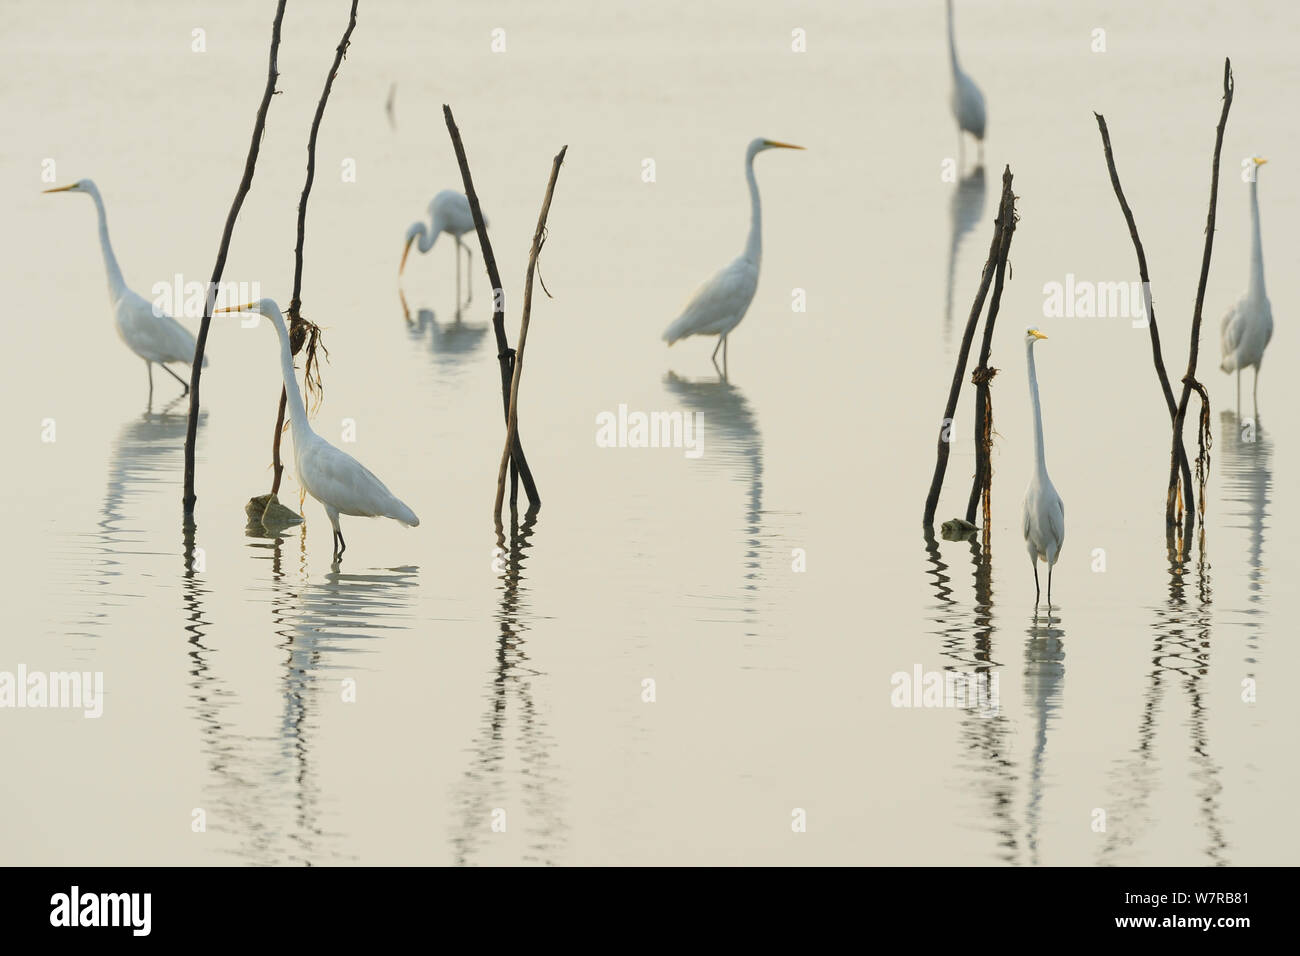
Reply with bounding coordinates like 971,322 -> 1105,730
946,0 -> 987,162
216,299 -> 419,557
1219,156 -> 1273,414
44,179 -> 207,395
662,138 -> 804,372
1021,329 -> 1065,605
400,190 -> 482,300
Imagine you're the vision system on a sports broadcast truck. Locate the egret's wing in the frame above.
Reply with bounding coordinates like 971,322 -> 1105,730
299,439 -> 417,525
1048,495 -> 1065,555
1220,301 -> 1243,353
663,258 -> 758,343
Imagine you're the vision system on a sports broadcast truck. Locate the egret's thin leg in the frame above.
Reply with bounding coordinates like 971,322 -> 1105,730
337,529 -> 346,557
1033,562 -> 1040,604
460,238 -> 474,304
1253,365 -> 1260,417
1047,564 -> 1053,607
162,363 -> 190,393
723,336 -> 729,379
711,335 -> 724,364
146,361 -> 154,399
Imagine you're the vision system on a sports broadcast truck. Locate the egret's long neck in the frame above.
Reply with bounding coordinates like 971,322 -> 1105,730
743,151 -> 762,267
86,186 -> 127,302
1247,176 -> 1266,300
946,0 -> 960,72
268,307 -> 312,440
420,216 -> 439,253
1027,343 -> 1049,479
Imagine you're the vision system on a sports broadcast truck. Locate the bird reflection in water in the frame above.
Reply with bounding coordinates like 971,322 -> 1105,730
1218,410 -> 1270,660
451,511 -> 566,865
922,529 -> 1019,863
663,371 -> 790,639
1098,546 -> 1227,865
180,524 -> 418,865
1023,607 -> 1065,866
398,289 -> 489,380
944,164 -> 986,343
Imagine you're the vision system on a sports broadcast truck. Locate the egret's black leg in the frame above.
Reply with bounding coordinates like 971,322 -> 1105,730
162,363 -> 190,393
146,361 -> 154,400
1033,562 -> 1040,604
1047,565 -> 1053,607
337,529 -> 346,557
465,241 -> 474,303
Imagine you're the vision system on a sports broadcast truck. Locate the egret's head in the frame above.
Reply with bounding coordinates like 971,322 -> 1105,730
400,222 -> 424,275
748,138 -> 806,159
1025,327 -> 1048,345
43,178 -> 93,195
215,298 -> 277,320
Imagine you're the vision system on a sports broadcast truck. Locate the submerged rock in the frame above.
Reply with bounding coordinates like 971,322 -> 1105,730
940,517 -> 978,541
245,493 -> 274,521
260,494 -> 303,531
245,492 -> 302,533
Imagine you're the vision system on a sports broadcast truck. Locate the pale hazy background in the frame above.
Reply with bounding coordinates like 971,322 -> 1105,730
0,0 -> 1296,864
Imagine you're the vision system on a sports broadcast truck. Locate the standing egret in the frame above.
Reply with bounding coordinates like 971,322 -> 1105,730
1220,156 -> 1273,415
44,179 -> 207,395
946,0 -> 987,163
216,299 -> 419,558
401,190 -> 482,302
1022,329 -> 1065,606
662,138 -> 804,374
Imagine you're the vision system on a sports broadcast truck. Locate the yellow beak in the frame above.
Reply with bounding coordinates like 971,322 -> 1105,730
1254,157 -> 1268,166
43,184 -> 77,193
214,304 -> 254,314
400,236 -> 414,275
1031,330 -> 1048,340
764,140 -> 805,150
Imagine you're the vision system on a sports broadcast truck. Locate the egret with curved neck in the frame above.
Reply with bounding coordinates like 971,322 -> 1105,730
662,137 -> 804,375
401,190 -> 482,303
44,178 -> 207,396
1219,156 -> 1273,415
216,299 -> 419,558
1022,328 -> 1065,606
946,0 -> 987,163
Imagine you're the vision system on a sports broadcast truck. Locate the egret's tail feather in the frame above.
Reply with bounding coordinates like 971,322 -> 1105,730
389,499 -> 419,527
662,314 -> 691,345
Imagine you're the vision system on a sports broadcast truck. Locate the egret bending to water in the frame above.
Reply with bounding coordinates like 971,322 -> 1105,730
216,299 -> 419,558
1022,329 -> 1065,606
662,138 -> 804,373
401,191 -> 482,300
946,0 -> 986,162
1220,157 -> 1274,414
44,179 -> 207,395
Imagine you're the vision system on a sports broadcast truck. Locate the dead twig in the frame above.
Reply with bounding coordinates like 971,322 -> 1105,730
494,147 -> 567,526
184,0 -> 287,517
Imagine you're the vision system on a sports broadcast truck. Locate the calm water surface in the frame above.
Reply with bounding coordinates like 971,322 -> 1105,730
1,0 -> 1297,864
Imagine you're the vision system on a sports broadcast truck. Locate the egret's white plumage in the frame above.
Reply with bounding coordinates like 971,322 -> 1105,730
1021,329 -> 1065,605
401,190 -> 482,300
946,0 -> 987,156
218,299 -> 418,557
44,179 -> 207,394
1219,156 -> 1273,414
663,137 -> 803,371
